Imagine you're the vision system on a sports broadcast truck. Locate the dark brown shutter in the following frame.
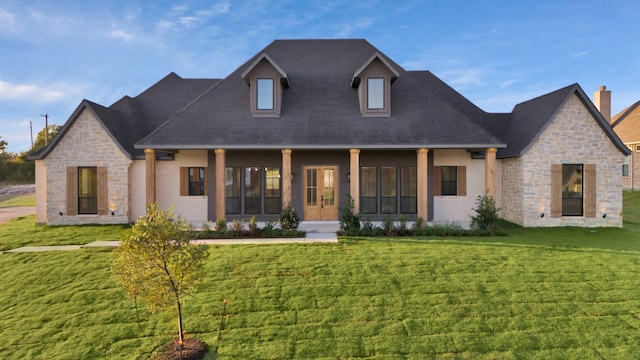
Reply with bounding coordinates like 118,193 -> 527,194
551,164 -> 562,218
97,167 -> 108,215
584,164 -> 596,218
433,166 -> 441,196
457,166 -> 467,196
66,167 -> 78,216
180,167 -> 189,196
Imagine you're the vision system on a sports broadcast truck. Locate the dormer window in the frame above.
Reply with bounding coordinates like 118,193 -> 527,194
257,78 -> 274,110
241,52 -> 289,116
351,52 -> 399,117
367,78 -> 384,110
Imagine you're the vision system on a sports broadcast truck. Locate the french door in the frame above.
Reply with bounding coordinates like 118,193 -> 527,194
303,166 -> 338,220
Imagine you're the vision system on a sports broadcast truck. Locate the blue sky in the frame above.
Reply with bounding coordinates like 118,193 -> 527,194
1,0 -> 638,153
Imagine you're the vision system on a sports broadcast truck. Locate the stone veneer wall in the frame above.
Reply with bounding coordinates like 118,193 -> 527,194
519,94 -> 625,227
499,157 -> 524,225
43,108 -> 132,225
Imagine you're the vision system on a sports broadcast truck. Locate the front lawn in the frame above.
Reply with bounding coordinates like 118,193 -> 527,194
1,230 -> 639,358
0,215 -> 129,251
0,192 -> 638,358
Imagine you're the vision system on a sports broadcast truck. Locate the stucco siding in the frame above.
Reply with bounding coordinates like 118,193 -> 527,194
521,94 -> 625,227
156,150 -> 209,225
433,149 -> 487,225
42,108 -> 131,225
129,159 -> 146,221
35,160 -> 47,225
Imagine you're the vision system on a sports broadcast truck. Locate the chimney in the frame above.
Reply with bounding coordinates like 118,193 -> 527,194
593,85 -> 611,123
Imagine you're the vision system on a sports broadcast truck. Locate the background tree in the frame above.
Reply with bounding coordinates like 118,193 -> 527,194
113,204 -> 208,344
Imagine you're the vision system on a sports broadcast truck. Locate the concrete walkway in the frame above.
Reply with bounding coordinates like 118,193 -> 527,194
0,206 -> 36,224
2,221 -> 339,253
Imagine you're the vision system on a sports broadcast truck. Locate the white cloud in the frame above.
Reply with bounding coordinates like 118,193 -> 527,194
110,29 -> 134,42
573,51 -> 588,58
0,7 -> 18,34
196,2 -> 231,17
336,16 -> 374,37
0,80 -> 85,104
442,68 -> 487,88
179,16 -> 198,27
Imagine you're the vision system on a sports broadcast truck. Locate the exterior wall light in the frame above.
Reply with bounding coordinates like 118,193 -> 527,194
540,213 -> 544,218
347,172 -> 351,182
602,213 -> 607,218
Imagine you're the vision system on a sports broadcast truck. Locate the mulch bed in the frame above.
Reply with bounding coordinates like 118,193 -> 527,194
151,338 -> 208,360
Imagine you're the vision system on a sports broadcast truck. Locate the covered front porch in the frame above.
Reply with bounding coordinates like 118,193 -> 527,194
141,147 -> 499,224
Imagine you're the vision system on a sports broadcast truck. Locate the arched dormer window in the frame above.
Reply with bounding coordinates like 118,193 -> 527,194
351,52 -> 399,116
241,53 -> 289,116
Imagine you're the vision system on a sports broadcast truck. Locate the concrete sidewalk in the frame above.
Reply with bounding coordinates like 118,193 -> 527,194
1,219 -> 339,253
3,233 -> 338,253
0,206 -> 36,224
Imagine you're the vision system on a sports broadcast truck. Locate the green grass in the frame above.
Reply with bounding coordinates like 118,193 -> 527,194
0,193 -> 35,207
0,192 -> 638,358
0,215 -> 129,251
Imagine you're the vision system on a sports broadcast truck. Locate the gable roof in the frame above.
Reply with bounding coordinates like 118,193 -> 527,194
30,73 -> 220,160
498,84 -> 630,158
240,52 -> 290,88
136,39 -> 504,150
611,100 -> 640,144
351,51 -> 400,87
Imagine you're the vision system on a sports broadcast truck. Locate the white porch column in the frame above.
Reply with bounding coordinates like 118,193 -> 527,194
281,149 -> 292,207
215,149 -> 226,220
349,149 -> 360,214
417,148 -> 429,221
485,148 -> 497,197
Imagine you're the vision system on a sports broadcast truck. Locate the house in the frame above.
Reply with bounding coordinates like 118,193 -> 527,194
30,39 -> 630,228
601,86 -> 640,190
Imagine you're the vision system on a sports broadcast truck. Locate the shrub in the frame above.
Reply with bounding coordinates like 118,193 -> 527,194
382,216 -> 394,236
339,194 -> 360,235
279,203 -> 299,231
470,193 -> 501,231
215,218 -> 227,232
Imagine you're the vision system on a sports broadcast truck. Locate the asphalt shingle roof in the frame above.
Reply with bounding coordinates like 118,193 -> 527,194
136,39 -> 504,150
32,39 -> 629,160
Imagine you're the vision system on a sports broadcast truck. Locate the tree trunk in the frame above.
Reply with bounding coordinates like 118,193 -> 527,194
177,299 -> 184,343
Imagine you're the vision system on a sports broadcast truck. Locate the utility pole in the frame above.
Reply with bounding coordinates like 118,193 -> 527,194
30,120 -> 34,148
41,113 -> 49,146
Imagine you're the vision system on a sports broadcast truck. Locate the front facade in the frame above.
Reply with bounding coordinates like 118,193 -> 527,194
31,39 -> 630,227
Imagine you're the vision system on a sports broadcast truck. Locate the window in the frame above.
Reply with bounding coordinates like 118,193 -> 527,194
257,78 -> 274,110
400,166 -> 417,213
441,166 -> 458,196
623,156 -> 630,177
227,166 -> 281,215
245,167 -> 262,214
434,166 -> 466,197
265,167 -> 281,214
78,167 -> 97,214
367,78 -> 384,110
360,167 -> 377,214
636,145 -> 640,152
562,164 -> 583,216
381,167 -> 397,213
225,167 -> 241,214
188,167 -> 205,195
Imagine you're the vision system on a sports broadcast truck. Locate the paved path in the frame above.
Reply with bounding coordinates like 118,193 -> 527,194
1,213 -> 339,253
3,234 -> 338,253
0,206 -> 36,225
